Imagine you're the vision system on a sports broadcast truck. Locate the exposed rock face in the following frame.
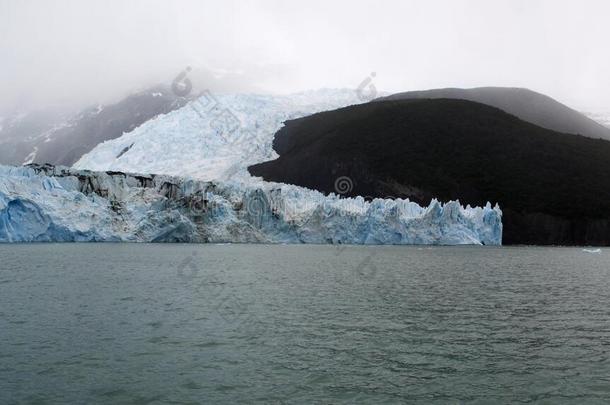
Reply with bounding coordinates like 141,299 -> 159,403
0,164 -> 502,245
249,98 -> 610,246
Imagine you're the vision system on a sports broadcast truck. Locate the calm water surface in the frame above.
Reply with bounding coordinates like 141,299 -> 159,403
0,244 -> 609,404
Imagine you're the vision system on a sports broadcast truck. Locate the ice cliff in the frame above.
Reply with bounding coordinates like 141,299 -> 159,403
0,164 -> 502,244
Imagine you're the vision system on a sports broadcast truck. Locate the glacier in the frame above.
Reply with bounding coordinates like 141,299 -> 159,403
2,89 -> 504,244
73,89 -> 371,181
0,164 -> 502,245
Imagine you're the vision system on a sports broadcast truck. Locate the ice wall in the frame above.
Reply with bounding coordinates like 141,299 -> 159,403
0,165 -> 502,245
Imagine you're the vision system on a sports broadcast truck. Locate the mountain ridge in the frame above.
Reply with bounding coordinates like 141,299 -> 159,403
375,87 -> 610,140
0,85 -> 192,166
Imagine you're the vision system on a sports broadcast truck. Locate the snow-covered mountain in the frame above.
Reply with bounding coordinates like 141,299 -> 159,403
0,107 -> 71,166
0,164 -> 502,244
74,89 -> 368,182
0,86 -> 191,167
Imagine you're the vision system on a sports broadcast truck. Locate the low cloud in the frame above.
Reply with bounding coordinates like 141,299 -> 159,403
1,0 -> 609,113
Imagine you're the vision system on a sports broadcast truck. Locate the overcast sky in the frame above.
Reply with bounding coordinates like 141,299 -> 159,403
1,0 -> 609,112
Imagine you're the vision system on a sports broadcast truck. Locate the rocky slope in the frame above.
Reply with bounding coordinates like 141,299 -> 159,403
0,86 -> 191,166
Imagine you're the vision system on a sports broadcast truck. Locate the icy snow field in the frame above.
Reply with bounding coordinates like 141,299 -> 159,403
0,90 -> 503,244
74,89 -> 366,182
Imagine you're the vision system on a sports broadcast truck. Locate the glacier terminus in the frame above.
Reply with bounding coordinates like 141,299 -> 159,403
0,164 -> 502,244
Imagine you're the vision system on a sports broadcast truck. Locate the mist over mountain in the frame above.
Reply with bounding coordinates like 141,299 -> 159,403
0,86 -> 192,166
376,87 -> 610,140
250,98 -> 610,245
585,112 -> 610,129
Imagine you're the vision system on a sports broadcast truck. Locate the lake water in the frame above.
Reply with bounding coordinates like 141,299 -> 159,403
1,244 -> 609,404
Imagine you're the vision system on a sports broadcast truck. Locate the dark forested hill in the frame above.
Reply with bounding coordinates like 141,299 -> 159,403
249,98 -> 610,245
376,87 -> 610,141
